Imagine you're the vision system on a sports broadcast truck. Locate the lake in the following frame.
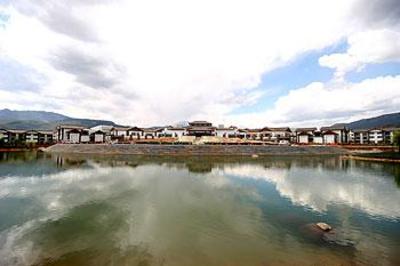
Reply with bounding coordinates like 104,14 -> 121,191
0,152 -> 399,265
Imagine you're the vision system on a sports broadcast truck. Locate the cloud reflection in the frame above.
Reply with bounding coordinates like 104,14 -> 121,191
222,160 -> 400,219
0,156 -> 399,265
0,162 -> 269,265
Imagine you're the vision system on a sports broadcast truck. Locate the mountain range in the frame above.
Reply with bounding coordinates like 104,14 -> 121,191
0,109 -> 119,130
0,108 -> 399,130
332,112 -> 400,130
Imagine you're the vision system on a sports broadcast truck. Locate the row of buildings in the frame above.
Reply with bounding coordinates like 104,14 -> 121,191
0,129 -> 54,145
53,121 -> 398,145
295,126 -> 396,145
0,121 -> 397,146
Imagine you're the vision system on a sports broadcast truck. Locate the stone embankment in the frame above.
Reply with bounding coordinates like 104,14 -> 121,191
45,144 -> 348,156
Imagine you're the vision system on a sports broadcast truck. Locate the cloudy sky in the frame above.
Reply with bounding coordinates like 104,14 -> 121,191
0,0 -> 399,127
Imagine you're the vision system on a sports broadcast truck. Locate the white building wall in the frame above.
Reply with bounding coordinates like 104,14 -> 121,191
69,133 -> 80,143
173,130 -> 185,137
111,129 -> 128,137
57,128 -> 68,142
348,131 -> 354,142
216,129 -> 237,137
94,134 -> 104,143
324,135 -> 336,144
313,136 -> 323,144
332,130 -> 343,143
298,135 -> 309,144
271,131 -> 290,138
61,129 -> 71,142
278,139 -> 289,145
59,129 -> 66,141
0,131 -> 7,141
26,133 -> 38,143
369,130 -> 383,144
359,133 -> 365,144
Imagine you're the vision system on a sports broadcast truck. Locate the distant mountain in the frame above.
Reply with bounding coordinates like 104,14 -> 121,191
0,109 -> 69,123
0,109 -> 118,130
1,109 -> 399,131
331,112 -> 400,130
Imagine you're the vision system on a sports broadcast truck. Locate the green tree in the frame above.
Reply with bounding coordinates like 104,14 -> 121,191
393,130 -> 400,153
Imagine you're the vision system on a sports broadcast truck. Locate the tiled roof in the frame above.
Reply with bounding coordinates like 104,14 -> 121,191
90,130 -> 105,134
127,127 -> 144,131
143,127 -> 164,132
297,131 -> 312,136
295,127 -> 317,132
190,120 -> 211,123
321,126 -> 347,131
111,127 -> 130,131
38,130 -> 54,134
269,127 -> 291,132
56,125 -> 86,129
322,130 -> 338,135
187,127 -> 216,131
216,127 -> 237,130
7,129 -> 27,134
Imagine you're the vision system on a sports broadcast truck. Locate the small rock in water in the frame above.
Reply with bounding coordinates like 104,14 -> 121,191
316,222 -> 332,232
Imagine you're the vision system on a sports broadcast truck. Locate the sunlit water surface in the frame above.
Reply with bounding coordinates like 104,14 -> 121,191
0,152 -> 399,266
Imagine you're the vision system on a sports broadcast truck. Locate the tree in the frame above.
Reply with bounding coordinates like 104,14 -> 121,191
393,130 -> 400,153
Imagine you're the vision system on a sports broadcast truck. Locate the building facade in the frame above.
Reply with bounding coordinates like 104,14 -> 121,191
186,121 -> 216,137
56,125 -> 87,143
33,122 -> 400,145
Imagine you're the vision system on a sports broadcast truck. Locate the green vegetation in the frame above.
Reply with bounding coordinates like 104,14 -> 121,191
393,130 -> 400,153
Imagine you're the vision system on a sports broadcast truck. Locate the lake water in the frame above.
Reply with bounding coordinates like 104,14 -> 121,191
0,152 -> 399,266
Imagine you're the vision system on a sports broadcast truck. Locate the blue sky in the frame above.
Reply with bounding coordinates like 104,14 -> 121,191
0,0 -> 399,127
231,40 -> 400,116
230,44 -> 342,114
346,62 -> 400,83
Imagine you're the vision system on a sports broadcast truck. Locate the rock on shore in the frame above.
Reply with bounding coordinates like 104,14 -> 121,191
45,144 -> 348,156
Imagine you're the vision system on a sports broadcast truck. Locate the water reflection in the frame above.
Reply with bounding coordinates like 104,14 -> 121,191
221,160 -> 400,219
0,153 -> 399,266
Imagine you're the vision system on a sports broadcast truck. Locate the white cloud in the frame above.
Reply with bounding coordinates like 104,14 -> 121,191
319,29 -> 400,81
0,0 -> 399,126
229,75 -> 400,127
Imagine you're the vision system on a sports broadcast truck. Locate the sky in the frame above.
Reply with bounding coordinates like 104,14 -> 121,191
0,0 -> 399,127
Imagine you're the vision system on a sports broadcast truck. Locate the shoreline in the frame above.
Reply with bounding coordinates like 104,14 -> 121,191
343,154 -> 400,163
44,143 -> 349,156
